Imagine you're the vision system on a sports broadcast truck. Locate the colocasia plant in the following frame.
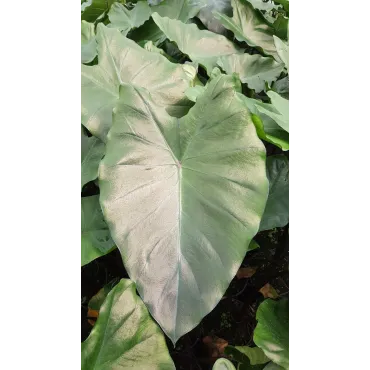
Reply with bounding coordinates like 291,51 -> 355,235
81,0 -> 288,368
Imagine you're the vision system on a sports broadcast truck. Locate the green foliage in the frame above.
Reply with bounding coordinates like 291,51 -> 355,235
214,0 -> 279,60
81,0 -> 289,355
81,279 -> 175,369
81,127 -> 105,189
225,345 -> 270,367
81,195 -> 115,266
152,13 -> 243,75
217,53 -> 284,93
254,299 -> 289,369
260,155 -> 289,231
81,21 -> 97,63
99,74 -> 269,344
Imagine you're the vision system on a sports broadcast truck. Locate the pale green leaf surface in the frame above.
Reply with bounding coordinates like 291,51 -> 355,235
81,128 -> 105,189
81,21 -> 97,64
185,85 -> 205,102
81,195 -> 115,266
129,0 -> 204,45
271,77 -> 288,98
213,358 -> 237,370
254,299 -> 289,369
248,0 -> 281,11
81,279 -> 175,370
273,36 -> 288,72
152,13 -> 243,75
217,53 -> 284,93
81,24 -> 195,142
214,0 -> 278,60
99,74 -> 269,344
154,0 -> 203,21
259,155 -> 289,231
108,2 -> 151,35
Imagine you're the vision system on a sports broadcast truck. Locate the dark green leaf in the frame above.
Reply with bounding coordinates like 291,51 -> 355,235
81,0 -> 114,23
272,15 -> 288,40
259,155 -> 289,231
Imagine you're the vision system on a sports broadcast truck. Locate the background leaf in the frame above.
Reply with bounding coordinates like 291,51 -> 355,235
108,2 -> 151,35
81,21 -> 97,63
217,53 -> 284,93
81,195 -> 115,266
81,279 -> 175,370
273,36 -> 288,72
239,94 -> 289,150
225,345 -> 270,366
253,299 -> 289,369
81,127 -> 105,190
99,74 -> 269,344
81,24 -> 195,141
152,13 -> 243,75
213,358 -> 237,370
214,0 -> 279,60
81,0 -> 114,23
259,155 -> 289,231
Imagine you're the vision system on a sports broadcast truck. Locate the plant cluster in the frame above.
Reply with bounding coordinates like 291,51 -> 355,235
81,0 -> 289,368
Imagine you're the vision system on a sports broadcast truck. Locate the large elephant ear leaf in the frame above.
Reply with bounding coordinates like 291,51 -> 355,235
81,195 -> 115,266
253,299 -> 289,369
152,12 -> 243,76
99,74 -> 269,344
214,0 -> 279,60
81,23 -> 195,142
259,155 -> 289,231
81,279 -> 175,370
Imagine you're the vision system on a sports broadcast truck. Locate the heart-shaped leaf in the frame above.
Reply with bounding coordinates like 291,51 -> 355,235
214,0 -> 279,60
81,279 -> 175,370
259,155 -> 289,231
99,74 -> 269,344
217,54 -> 284,93
81,195 -> 115,266
82,23 -> 195,142
152,12 -> 243,75
253,299 -> 289,369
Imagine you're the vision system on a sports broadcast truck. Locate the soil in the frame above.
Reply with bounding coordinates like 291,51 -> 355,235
81,225 -> 288,370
